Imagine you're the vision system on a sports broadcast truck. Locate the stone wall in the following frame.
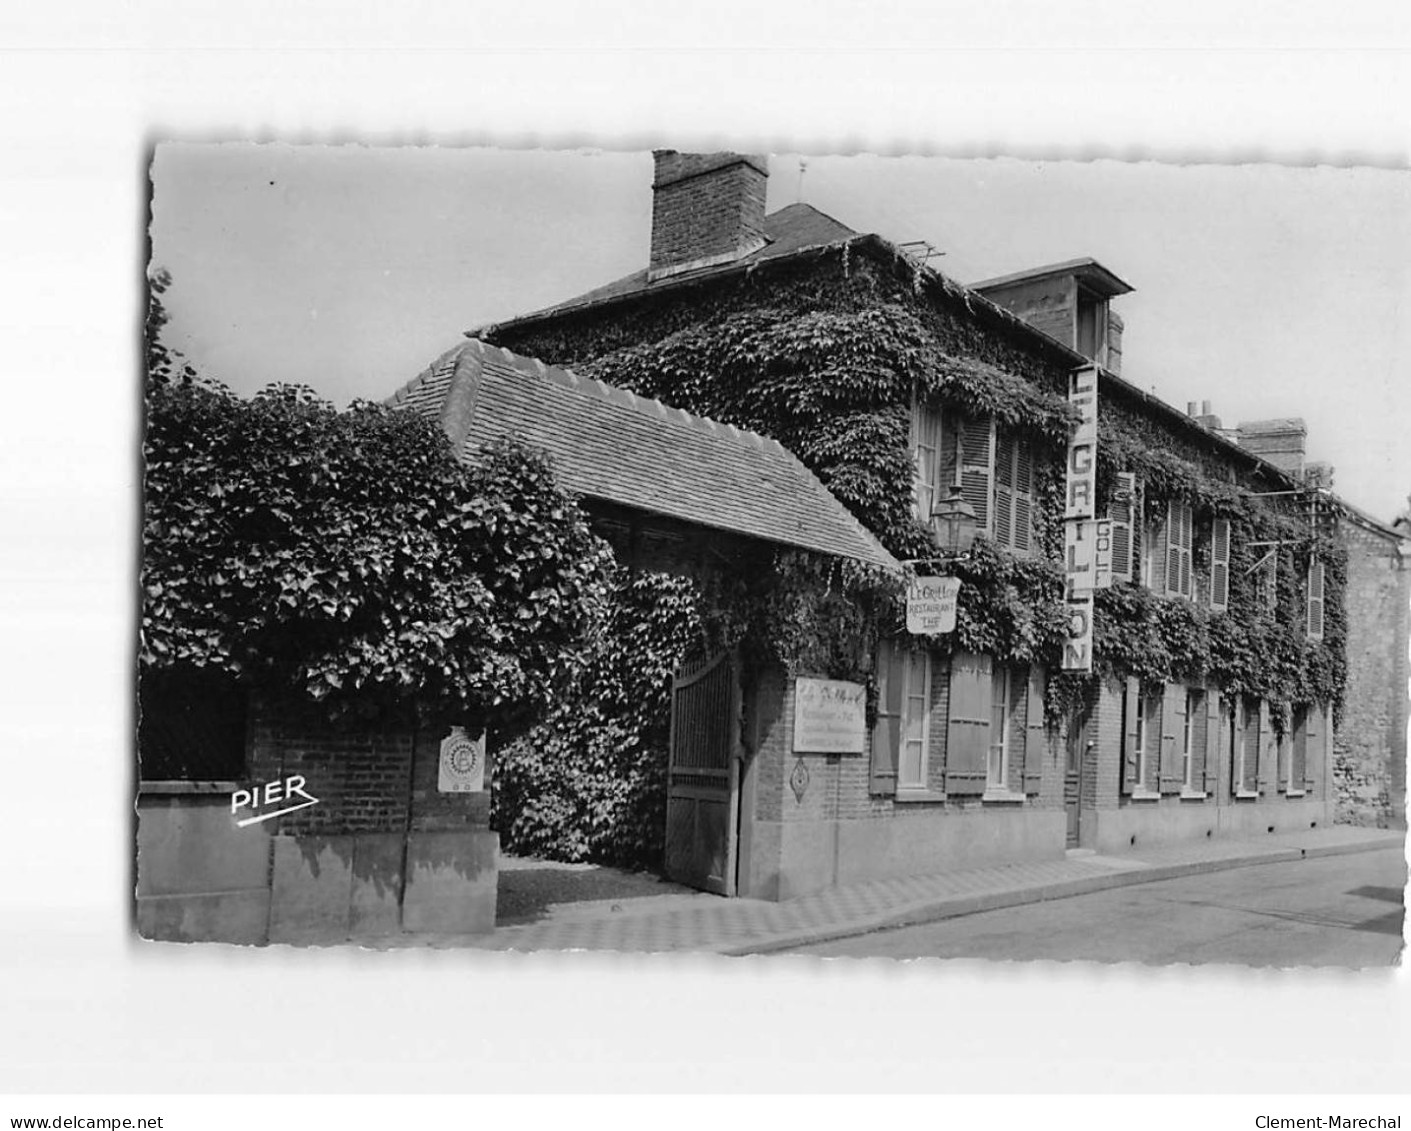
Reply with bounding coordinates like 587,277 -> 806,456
1334,518 -> 1409,828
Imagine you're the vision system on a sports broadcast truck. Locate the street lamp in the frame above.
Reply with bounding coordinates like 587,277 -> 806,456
931,484 -> 978,556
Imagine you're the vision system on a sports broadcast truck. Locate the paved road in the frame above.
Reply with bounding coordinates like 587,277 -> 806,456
790,847 -> 1407,967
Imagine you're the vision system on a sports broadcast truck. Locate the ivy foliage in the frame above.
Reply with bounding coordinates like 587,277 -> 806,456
492,551 -> 902,866
575,301 -> 1073,560
141,378 -> 615,726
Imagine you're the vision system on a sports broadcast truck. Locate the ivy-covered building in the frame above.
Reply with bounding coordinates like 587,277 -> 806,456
457,150 -> 1392,897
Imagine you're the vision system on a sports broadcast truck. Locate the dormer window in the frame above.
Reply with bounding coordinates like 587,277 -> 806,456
1076,287 -> 1109,366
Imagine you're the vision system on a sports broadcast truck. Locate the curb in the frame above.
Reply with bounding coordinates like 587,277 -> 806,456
721,836 -> 1400,957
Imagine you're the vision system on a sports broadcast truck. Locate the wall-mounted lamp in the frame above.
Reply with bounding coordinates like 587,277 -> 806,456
931,484 -> 978,556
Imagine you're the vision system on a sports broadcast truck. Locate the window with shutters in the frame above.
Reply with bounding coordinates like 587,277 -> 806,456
1107,472 -> 1137,584
1306,558 -> 1325,641
1290,704 -> 1316,797
898,648 -> 933,791
1121,680 -> 1163,798
992,428 -> 1034,557
1142,506 -> 1168,593
1165,500 -> 1193,599
1233,696 -> 1261,797
1181,689 -> 1204,789
1255,550 -> 1278,617
910,396 -> 945,525
987,665 -> 1012,788
942,414 -> 995,541
1209,517 -> 1232,612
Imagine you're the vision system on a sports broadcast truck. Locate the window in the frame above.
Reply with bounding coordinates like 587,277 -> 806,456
1121,679 -> 1163,796
1181,689 -> 1204,789
870,640 -> 938,797
910,396 -> 945,524
1254,549 -> 1278,616
993,428 -> 1034,556
1291,703 -> 1321,796
1306,558 -> 1326,641
1233,696 -> 1262,795
1076,288 -> 1109,364
988,665 -> 1013,788
1142,505 -> 1168,592
898,649 -> 933,790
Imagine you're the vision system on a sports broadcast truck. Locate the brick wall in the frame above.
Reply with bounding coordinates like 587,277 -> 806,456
247,695 -> 489,837
649,152 -> 768,274
1335,520 -> 1409,828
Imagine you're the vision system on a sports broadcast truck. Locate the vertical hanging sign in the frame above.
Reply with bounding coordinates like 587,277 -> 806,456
1062,366 -> 1099,671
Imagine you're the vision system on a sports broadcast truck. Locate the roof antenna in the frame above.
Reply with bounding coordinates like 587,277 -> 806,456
797,157 -> 808,204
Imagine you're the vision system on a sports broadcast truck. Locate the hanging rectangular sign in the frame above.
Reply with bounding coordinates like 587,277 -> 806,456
793,678 -> 867,754
1092,517 -> 1114,589
906,575 -> 961,635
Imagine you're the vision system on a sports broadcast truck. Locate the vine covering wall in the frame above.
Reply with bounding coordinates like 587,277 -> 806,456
495,242 -> 1347,734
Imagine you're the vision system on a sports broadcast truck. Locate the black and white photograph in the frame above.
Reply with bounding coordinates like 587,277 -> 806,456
139,143 -> 1407,965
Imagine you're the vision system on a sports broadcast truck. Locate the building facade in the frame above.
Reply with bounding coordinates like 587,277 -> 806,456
464,150 -> 1388,898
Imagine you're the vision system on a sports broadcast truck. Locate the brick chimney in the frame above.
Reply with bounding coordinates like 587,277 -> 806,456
1237,417 -> 1307,476
648,151 -> 768,281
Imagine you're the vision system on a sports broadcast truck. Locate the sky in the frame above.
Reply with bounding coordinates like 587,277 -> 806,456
150,144 -> 1411,524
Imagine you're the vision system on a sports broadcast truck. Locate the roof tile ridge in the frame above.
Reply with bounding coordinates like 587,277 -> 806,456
384,341 -> 467,407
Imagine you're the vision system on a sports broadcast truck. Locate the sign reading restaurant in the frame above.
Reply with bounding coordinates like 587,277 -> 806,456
792,677 -> 867,754
906,575 -> 961,635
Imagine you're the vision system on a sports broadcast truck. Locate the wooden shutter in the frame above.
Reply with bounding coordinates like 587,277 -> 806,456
1166,502 -> 1193,599
1256,701 -> 1274,794
1159,685 -> 1183,793
1301,703 -> 1322,794
1109,472 -> 1136,583
1210,517 -> 1231,612
959,416 -> 994,538
1121,676 -> 1140,795
1306,559 -> 1326,641
1241,699 -> 1260,792
1014,441 -> 1034,556
994,430 -> 1015,550
1290,707 -> 1307,792
869,640 -> 904,796
1201,693 -> 1222,794
944,651 -> 992,794
1022,666 -> 1046,795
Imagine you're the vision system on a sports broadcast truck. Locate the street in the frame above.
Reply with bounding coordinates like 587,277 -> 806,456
788,847 -> 1406,967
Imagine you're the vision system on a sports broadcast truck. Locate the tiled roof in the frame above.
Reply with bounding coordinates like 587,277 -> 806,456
387,338 -> 900,573
478,203 -> 859,331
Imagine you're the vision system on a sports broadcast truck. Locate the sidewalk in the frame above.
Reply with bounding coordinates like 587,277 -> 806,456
408,824 -> 1404,956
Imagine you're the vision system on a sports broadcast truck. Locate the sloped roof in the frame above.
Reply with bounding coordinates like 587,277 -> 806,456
387,338 -> 900,573
478,202 -> 858,331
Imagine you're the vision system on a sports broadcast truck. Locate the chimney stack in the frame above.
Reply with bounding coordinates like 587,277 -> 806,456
649,151 -> 769,281
1236,417 -> 1307,476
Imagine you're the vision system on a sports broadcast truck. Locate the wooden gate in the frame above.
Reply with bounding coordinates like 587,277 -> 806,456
665,651 -> 739,895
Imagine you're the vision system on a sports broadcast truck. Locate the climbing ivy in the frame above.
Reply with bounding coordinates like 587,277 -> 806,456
493,242 -> 1346,731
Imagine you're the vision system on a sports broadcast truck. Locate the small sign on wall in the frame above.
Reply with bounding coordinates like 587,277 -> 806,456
792,678 -> 866,754
439,727 -> 487,793
906,576 -> 961,635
